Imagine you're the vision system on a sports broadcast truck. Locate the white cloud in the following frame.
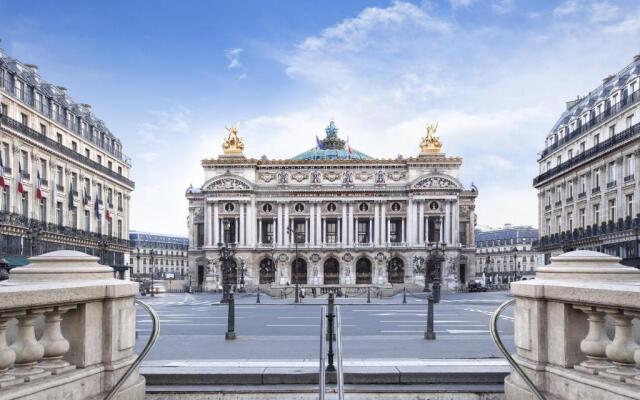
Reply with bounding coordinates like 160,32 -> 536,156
490,0 -> 514,15
553,0 -> 580,16
225,48 -> 243,69
449,0 -> 476,8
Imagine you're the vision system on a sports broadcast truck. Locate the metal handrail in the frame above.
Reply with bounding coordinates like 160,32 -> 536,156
490,299 -> 546,400
335,305 -> 345,400
104,299 -> 160,400
319,305 -> 327,400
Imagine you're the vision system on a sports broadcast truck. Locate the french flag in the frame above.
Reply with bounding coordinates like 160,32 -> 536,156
17,160 -> 24,194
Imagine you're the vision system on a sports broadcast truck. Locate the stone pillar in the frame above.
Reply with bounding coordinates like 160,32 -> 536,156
407,197 -> 414,246
239,203 -> 245,246
348,203 -> 354,245
444,201 -> 451,245
316,203 -> 322,245
283,203 -> 289,246
213,202 -> 220,245
249,199 -> 256,246
305,218 -> 310,245
374,202 -> 380,245
342,202 -> 347,246
277,203 -> 283,245
453,200 -> 459,246
401,218 -> 405,243
381,202 -> 387,244
322,218 -> 327,245
310,203 -> 316,245
258,218 -> 263,245
418,200 -> 425,244
204,203 -> 211,246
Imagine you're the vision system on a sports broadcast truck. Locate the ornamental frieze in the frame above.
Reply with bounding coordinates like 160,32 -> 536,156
355,171 -> 372,182
291,171 -> 308,182
277,170 -> 289,185
205,177 -> 251,191
323,171 -> 341,182
386,171 -> 406,181
413,176 -> 458,189
258,172 -> 275,183
310,170 -> 322,184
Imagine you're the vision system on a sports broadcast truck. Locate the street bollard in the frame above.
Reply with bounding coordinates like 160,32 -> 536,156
367,286 -> 371,304
225,291 -> 236,340
403,287 -> 407,304
326,292 -> 336,372
424,295 -> 436,340
256,288 -> 261,304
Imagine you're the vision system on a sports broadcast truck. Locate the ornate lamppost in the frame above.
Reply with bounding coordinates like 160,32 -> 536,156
239,258 -> 246,293
512,246 -> 518,283
287,226 -> 303,304
426,241 -> 446,303
135,247 -> 141,277
218,219 -> 237,303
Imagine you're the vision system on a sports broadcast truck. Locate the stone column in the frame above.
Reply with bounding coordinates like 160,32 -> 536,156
305,218 -> 310,245
418,200 -> 425,244
401,218 -> 405,243
322,218 -> 327,245
235,217 -> 239,243
283,203 -> 289,246
374,202 -> 380,245
309,203 -> 316,245
258,218 -> 263,245
453,200 -> 459,246
239,202 -> 246,246
277,203 -> 283,245
204,202 -> 211,246
444,201 -> 451,245
381,202 -> 387,244
386,219 -> 391,245
348,202 -> 354,245
368,219 -> 372,244
213,202 -> 220,246
316,203 -> 322,245
342,202 -> 347,246
249,199 -> 256,246
407,197 -> 414,246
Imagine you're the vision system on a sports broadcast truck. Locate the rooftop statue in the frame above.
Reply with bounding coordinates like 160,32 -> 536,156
222,125 -> 245,155
420,122 -> 443,155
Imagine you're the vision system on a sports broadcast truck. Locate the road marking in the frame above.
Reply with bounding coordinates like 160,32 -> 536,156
446,330 -> 490,334
277,317 -> 319,319
464,307 -> 514,321
267,324 -> 355,327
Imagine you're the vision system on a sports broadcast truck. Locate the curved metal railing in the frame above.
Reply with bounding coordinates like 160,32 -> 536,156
319,305 -> 327,400
490,299 -> 546,400
105,299 -> 160,400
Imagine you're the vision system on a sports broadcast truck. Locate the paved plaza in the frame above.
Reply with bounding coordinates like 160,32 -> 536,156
135,291 -> 514,362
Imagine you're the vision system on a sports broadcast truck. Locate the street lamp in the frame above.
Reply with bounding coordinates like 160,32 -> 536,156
239,258 -> 246,293
426,241 -> 446,303
135,247 -> 141,277
287,226 -> 303,304
218,219 -> 237,303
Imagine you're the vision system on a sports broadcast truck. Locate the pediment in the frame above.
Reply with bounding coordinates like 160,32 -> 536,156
411,175 -> 461,190
203,176 -> 252,191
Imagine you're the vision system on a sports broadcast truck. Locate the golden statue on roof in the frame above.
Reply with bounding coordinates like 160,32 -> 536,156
420,122 -> 442,155
222,125 -> 245,155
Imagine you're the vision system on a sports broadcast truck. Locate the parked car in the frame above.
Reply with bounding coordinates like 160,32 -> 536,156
468,279 -> 487,292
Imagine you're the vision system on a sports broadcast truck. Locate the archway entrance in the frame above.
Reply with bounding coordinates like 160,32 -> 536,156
197,265 -> 204,286
388,257 -> 405,283
259,258 -> 275,284
323,258 -> 340,284
291,258 -> 308,284
356,258 -> 372,284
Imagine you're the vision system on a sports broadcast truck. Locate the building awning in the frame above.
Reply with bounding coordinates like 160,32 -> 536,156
0,256 -> 31,269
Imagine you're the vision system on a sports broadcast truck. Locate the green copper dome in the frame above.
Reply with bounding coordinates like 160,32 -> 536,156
291,121 -> 372,161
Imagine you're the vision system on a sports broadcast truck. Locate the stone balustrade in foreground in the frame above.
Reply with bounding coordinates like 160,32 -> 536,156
507,250 -> 640,400
0,250 -> 144,400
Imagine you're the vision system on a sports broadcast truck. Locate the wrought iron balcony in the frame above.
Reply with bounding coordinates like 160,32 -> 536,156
566,196 -> 574,203
539,89 -> 640,160
592,187 -> 601,195
545,204 -> 552,211
578,192 -> 586,199
534,122 -> 640,187
555,201 -> 562,207
607,181 -> 617,189
624,174 -> 635,183
0,114 -> 135,188
56,184 -> 64,192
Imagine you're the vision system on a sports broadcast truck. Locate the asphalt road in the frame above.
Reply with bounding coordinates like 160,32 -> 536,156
135,291 -> 515,361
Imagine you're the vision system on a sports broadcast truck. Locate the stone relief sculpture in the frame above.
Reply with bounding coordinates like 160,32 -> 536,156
323,171 -> 341,182
387,171 -> 406,181
206,178 -> 250,191
291,171 -> 308,182
277,170 -> 288,185
343,170 -> 354,185
259,172 -> 276,183
414,177 -> 458,189
375,170 -> 386,184
310,170 -> 322,184
355,171 -> 372,182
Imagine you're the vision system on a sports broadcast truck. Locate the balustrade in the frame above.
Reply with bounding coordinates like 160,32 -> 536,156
0,250 -> 144,400
507,250 -> 640,399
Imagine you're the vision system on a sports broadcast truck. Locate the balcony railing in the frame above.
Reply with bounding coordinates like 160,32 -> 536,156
535,216 -> 640,251
534,121 -> 640,186
624,174 -> 635,183
555,201 -> 562,207
0,114 -> 135,188
607,181 -> 617,189
539,89 -> 640,160
592,187 -> 601,195
578,192 -> 586,199
566,196 -> 574,203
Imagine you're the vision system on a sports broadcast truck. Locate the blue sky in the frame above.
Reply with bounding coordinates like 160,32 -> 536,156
1,0 -> 639,235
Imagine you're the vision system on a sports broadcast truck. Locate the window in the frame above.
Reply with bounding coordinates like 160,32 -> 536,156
84,210 -> 90,231
20,150 -> 29,177
593,134 -> 599,146
627,115 -> 635,129
555,215 -> 561,233
39,198 -> 46,222
107,188 -> 113,205
117,192 -> 123,209
39,158 -> 47,181
70,207 -> 77,228
556,186 -> 561,202
326,220 -> 337,243
84,178 -> 91,196
107,219 -> 113,237
96,183 -> 102,201
108,161 -> 112,170
71,172 -> 78,192
568,181 -> 574,198
21,113 -> 28,126
21,192 -> 28,218
609,125 -> 616,138
593,204 -> 600,226
594,169 -> 600,188
357,220 -> 369,243
567,212 -> 573,231
581,175 -> 586,193
56,202 -> 63,226
556,155 -> 562,166
0,186 -> 8,212
580,142 -> 585,153
359,203 -> 369,212
627,194 -> 634,218
0,103 -> 7,115
327,203 -> 337,212
72,141 -> 77,152
97,155 -> 102,165
626,154 -> 635,177
546,161 -> 551,171
56,133 -> 63,144
85,148 -> 90,159
56,166 -> 63,188
608,162 -> 616,183
579,208 -> 586,228
262,203 -> 273,213
609,199 -> 616,222
117,166 -> 122,175
1,142 -> 10,170
568,149 -> 573,159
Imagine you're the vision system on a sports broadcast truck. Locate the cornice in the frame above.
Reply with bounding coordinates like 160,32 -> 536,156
201,154 -> 463,168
